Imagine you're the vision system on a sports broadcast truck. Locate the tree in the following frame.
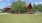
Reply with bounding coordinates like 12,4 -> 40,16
37,4 -> 42,12
11,0 -> 26,14
32,4 -> 37,12
0,9 -> 3,12
32,4 -> 42,12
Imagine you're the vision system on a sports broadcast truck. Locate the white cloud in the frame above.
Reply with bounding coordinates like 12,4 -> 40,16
8,4 -> 11,5
31,2 -> 33,6
34,1 -> 42,5
30,0 -> 32,1
35,2 -> 38,6
7,0 -> 10,2
0,0 -> 3,1
39,2 -> 42,4
35,2 -> 38,4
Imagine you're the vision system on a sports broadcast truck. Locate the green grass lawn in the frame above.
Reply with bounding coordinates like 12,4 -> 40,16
0,14 -> 42,23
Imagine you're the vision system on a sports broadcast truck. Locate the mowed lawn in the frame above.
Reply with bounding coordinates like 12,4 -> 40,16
0,14 -> 42,23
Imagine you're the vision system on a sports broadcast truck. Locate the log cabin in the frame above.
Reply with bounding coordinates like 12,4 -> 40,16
4,6 -> 12,13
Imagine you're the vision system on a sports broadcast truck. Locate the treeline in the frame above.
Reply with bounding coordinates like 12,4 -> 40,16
10,0 -> 42,13
32,4 -> 42,12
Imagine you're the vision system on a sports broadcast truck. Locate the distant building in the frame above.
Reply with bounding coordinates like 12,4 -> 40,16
4,6 -> 12,13
4,6 -> 16,13
26,3 -> 34,14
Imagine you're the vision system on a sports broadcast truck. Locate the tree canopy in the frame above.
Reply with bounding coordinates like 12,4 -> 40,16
11,0 -> 26,13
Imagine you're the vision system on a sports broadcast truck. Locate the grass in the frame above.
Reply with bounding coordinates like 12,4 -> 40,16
0,14 -> 42,23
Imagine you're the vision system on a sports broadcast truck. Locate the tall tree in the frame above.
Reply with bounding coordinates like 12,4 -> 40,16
11,0 -> 26,14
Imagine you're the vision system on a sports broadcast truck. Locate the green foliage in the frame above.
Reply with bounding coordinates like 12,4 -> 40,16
21,7 -> 26,13
11,0 -> 26,13
0,9 -> 3,12
32,4 -> 42,12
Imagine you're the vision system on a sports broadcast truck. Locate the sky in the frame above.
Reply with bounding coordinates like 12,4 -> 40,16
0,0 -> 42,9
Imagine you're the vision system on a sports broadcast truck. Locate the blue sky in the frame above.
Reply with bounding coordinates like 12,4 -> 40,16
0,0 -> 42,9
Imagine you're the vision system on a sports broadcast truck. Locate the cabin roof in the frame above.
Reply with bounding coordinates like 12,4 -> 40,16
4,6 -> 11,8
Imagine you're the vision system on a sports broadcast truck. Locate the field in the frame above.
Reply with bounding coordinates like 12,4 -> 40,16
0,14 -> 42,23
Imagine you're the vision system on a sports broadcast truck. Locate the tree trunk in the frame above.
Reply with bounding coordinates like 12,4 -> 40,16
19,9 -> 20,14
